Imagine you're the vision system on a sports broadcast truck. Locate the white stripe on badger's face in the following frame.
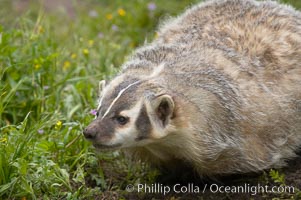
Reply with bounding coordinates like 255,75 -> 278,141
96,80 -> 107,110
96,74 -> 138,116
101,80 -> 142,119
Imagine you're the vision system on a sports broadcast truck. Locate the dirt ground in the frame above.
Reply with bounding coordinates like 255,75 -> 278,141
93,151 -> 301,200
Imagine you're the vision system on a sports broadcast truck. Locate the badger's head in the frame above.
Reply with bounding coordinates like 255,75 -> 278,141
83,75 -> 175,149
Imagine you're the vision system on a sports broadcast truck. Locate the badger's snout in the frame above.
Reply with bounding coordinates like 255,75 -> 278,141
83,119 -> 101,140
83,118 -> 118,148
83,120 -> 124,149
83,126 -> 97,140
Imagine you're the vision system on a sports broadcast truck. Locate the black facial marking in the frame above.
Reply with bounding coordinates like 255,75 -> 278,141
135,104 -> 152,141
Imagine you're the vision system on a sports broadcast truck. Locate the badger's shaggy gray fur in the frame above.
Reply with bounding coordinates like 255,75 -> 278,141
84,0 -> 301,176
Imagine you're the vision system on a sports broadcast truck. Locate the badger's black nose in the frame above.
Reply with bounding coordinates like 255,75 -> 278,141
83,127 -> 97,140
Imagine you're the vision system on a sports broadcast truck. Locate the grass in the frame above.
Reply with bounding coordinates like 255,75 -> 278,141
0,0 -> 198,199
0,0 -> 300,199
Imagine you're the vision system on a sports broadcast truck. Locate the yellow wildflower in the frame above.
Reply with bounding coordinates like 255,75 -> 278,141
34,64 -> 41,70
37,25 -> 44,34
0,137 -> 7,143
106,14 -> 113,20
118,8 -> 126,17
88,40 -> 94,46
83,49 -> 89,55
33,57 -> 44,69
71,53 -> 77,59
63,61 -> 71,70
55,120 -> 62,130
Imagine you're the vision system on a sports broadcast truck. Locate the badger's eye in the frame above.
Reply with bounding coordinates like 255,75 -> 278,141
115,116 -> 128,125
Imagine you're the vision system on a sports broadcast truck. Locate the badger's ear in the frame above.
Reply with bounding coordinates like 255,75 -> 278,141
98,80 -> 106,96
151,94 -> 175,127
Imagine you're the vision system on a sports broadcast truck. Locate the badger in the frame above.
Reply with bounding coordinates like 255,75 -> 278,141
83,0 -> 301,176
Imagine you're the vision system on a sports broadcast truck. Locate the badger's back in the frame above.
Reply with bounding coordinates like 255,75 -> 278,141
132,0 -> 301,74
